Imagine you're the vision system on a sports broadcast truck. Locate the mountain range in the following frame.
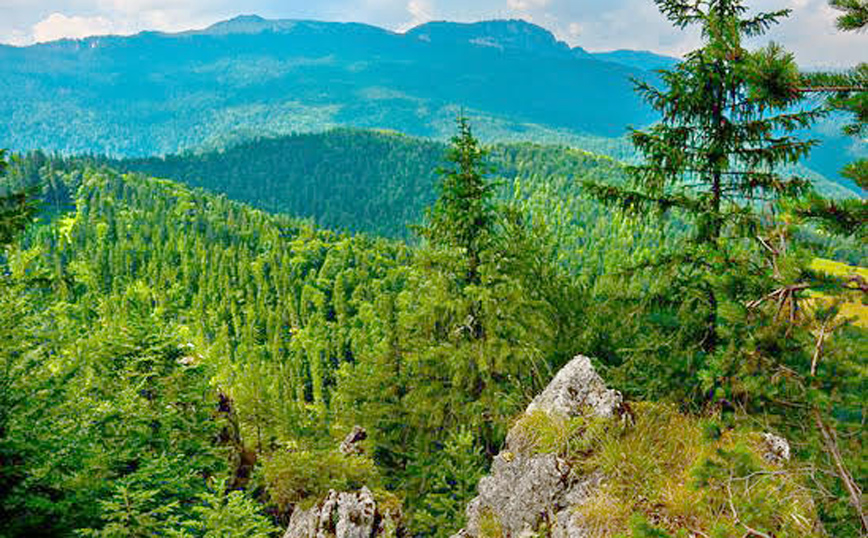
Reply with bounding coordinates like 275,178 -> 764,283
0,15 -> 862,194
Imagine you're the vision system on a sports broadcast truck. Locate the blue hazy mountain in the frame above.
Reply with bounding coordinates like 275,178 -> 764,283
589,50 -> 681,71
0,17 -> 652,154
0,16 -> 861,193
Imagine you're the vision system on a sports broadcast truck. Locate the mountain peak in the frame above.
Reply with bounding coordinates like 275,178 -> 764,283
405,19 -> 571,57
201,14 -> 298,35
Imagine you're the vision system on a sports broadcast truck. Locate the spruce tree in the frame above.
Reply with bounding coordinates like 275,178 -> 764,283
831,0 -> 868,30
418,116 -> 497,285
584,0 -> 822,355
0,150 -> 38,245
791,1 -> 866,238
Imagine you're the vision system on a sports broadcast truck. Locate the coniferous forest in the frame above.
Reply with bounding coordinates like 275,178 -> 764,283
0,1 -> 866,537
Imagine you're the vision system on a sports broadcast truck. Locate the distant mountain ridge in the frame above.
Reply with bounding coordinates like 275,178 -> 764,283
0,16 -> 656,151
0,15 -> 861,194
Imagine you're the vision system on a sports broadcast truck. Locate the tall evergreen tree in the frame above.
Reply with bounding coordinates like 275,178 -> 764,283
0,150 -> 37,245
584,0 -> 821,355
418,116 -> 497,285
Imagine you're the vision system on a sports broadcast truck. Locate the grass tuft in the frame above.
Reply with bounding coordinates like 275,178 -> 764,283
567,402 -> 820,537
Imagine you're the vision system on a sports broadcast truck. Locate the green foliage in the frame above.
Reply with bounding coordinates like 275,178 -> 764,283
830,0 -> 868,31
78,482 -> 183,538
175,479 -> 277,538
620,514 -> 672,538
0,151 -> 39,246
792,6 -> 866,236
260,447 -> 379,513
418,116 -> 498,284
576,403 -> 820,538
409,428 -> 487,538
0,110 -> 863,537
580,0 -> 845,413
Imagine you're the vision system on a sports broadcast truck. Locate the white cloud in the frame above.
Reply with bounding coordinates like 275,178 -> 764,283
32,13 -> 125,42
506,0 -> 549,11
0,0 -> 861,66
397,0 -> 434,31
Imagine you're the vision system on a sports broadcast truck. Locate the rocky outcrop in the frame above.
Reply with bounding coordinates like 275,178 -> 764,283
454,355 -> 623,538
524,355 -> 623,419
283,486 -> 401,538
283,426 -> 401,538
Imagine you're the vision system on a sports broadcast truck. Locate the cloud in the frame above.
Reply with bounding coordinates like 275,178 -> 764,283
397,0 -> 434,32
506,0 -> 549,11
0,0 -> 861,66
32,13 -> 123,42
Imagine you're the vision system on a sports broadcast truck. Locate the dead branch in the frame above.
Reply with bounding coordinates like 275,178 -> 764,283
813,409 -> 868,533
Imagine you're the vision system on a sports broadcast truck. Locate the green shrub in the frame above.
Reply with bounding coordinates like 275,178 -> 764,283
407,428 -> 487,538
260,446 -> 379,514
175,478 -> 277,538
575,403 -> 820,538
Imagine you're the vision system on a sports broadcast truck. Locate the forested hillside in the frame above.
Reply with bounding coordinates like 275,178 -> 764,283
3,153 -> 615,536
0,16 -> 861,193
113,129 -> 862,242
0,18 -> 651,156
114,130 -> 637,239
2,132 -> 865,536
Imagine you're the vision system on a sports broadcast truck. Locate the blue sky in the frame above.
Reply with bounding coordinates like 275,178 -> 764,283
1,0 -> 864,66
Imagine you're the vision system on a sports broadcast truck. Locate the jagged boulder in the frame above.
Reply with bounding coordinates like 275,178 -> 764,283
525,355 -> 623,419
455,355 -> 623,538
283,486 -> 401,538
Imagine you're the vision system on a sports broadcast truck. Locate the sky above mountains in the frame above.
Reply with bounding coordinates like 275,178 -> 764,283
0,0 -> 864,66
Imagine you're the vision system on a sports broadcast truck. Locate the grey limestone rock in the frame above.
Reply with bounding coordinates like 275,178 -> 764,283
761,432 -> 791,464
526,355 -> 622,419
454,355 -> 623,538
283,486 -> 399,538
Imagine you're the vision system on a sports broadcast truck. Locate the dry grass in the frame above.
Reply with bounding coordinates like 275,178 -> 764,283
809,258 -> 867,328
508,408 -> 609,459
570,403 -> 820,538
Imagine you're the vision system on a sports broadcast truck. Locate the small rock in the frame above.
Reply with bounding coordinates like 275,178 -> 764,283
761,432 -> 790,463
284,486 -> 393,538
340,425 -> 367,455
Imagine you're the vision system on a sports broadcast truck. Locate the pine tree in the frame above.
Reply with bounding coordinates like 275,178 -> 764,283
831,0 -> 868,30
791,1 -> 867,238
418,116 -> 497,286
0,150 -> 38,246
584,0 -> 822,355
